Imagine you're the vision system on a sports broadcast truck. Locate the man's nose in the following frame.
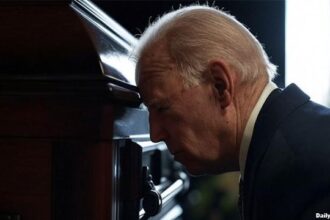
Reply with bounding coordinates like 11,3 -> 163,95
149,113 -> 166,143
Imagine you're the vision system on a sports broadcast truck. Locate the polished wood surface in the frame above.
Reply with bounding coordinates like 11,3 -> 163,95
0,97 -> 114,139
53,140 -> 113,220
0,96 -> 115,220
0,139 -> 52,220
0,3 -> 136,220
0,3 -> 100,78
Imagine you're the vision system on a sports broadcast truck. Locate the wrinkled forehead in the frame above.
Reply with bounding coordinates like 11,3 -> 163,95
138,63 -> 182,100
136,45 -> 185,104
136,42 -> 175,83
138,73 -> 185,108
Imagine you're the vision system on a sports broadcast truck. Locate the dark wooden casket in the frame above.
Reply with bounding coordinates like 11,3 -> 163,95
0,1 -> 188,219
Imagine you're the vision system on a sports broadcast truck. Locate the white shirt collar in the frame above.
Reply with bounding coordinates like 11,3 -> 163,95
239,81 -> 278,180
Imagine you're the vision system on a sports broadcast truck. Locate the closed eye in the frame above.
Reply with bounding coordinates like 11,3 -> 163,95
149,102 -> 170,113
148,99 -> 171,114
156,105 -> 170,113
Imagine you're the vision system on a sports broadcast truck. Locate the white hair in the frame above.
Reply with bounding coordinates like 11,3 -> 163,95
133,5 -> 277,86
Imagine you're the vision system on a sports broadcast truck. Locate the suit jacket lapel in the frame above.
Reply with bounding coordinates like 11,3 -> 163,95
242,84 -> 310,220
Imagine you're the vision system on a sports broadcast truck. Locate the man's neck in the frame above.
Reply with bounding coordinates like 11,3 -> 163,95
235,79 -> 268,151
238,80 -> 278,178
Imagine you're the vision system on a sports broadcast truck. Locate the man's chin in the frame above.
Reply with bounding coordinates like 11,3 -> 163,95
182,161 -> 225,176
182,164 -> 208,177
174,154 -> 215,176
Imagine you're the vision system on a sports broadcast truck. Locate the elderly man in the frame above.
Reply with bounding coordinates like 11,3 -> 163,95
134,5 -> 330,220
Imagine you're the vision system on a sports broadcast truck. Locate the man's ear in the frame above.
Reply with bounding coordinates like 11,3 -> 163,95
208,60 -> 234,109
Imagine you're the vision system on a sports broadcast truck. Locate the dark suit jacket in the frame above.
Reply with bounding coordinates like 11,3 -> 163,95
241,84 -> 330,220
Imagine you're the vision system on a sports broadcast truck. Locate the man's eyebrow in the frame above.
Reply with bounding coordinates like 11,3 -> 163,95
145,99 -> 159,108
138,72 -> 165,88
145,98 -> 169,109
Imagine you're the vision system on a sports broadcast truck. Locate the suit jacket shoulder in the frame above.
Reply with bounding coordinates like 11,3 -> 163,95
243,84 -> 330,220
